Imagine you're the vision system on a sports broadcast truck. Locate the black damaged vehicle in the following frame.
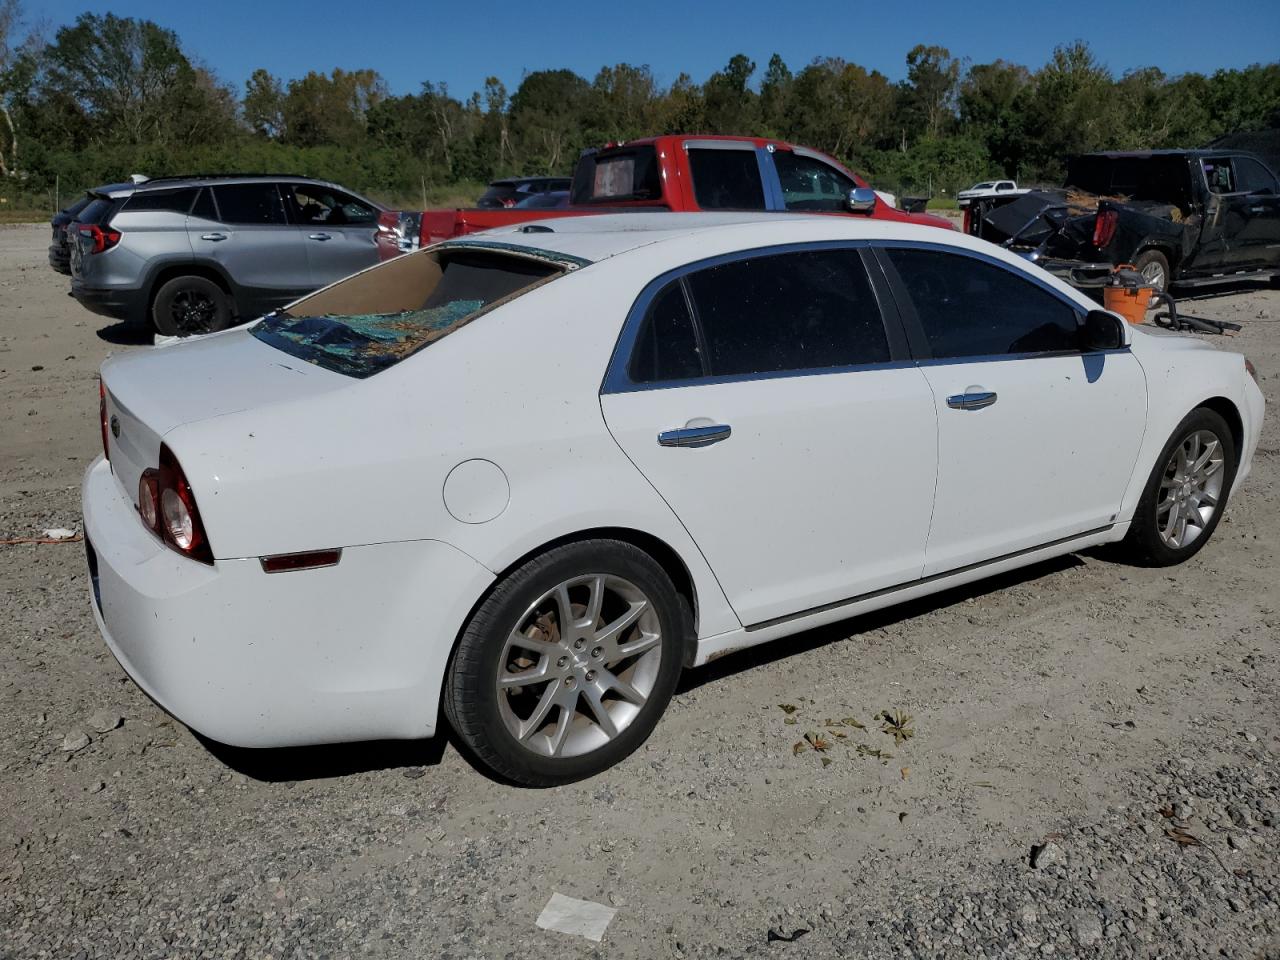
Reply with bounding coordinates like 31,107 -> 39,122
965,150 -> 1280,292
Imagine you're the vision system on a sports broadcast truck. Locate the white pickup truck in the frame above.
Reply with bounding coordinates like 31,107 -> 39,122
956,180 -> 1027,207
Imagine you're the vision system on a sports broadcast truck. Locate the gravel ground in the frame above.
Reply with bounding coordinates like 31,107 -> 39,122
1,223 -> 1277,959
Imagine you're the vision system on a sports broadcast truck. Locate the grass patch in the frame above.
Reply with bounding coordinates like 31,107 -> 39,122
926,197 -> 959,210
370,180 -> 489,211
0,207 -> 49,224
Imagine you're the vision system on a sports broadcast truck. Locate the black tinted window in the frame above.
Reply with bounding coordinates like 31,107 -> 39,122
213,183 -> 286,224
1234,157 -> 1279,194
886,248 -> 1080,358
285,184 -> 377,225
122,188 -> 197,214
190,187 -> 217,221
774,152 -> 855,212
685,249 -> 887,375
572,147 -> 662,204
629,284 -> 703,384
77,198 -> 118,225
688,149 -> 766,211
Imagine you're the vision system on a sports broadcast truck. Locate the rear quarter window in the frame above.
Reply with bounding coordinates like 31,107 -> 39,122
121,188 -> 198,214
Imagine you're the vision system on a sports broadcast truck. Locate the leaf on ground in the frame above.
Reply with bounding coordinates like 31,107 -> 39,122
804,731 -> 831,752
879,709 -> 915,745
841,717 -> 866,729
778,704 -> 798,715
1165,826 -> 1202,847
783,716 -> 797,725
821,757 -> 833,768
793,741 -> 807,756
900,767 -> 910,780
1157,805 -> 1175,819
856,744 -> 893,762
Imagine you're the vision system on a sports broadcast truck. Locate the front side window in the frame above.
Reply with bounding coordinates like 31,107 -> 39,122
885,247 -> 1081,358
688,148 -> 766,211
213,183 -> 287,225
774,152 -> 856,212
1234,157 -> 1279,194
682,248 -> 887,376
285,184 -> 377,225
1202,158 -> 1237,195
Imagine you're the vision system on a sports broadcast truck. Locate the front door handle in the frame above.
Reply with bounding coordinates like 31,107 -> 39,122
657,424 -> 732,448
200,232 -> 227,242
309,232 -> 332,241
946,390 -> 998,411
1250,205 -> 1266,214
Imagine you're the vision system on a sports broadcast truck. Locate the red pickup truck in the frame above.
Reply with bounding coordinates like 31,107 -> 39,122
376,134 -> 951,258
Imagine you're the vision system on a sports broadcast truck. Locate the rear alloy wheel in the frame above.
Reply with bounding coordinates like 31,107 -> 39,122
152,275 -> 233,337
1124,408 -> 1237,566
1133,249 -> 1170,294
445,540 -> 685,786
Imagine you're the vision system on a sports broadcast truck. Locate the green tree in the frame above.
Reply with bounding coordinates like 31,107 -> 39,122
901,44 -> 962,140
759,53 -> 793,137
283,68 -> 387,148
703,53 -> 757,133
243,68 -> 285,139
509,69 -> 589,172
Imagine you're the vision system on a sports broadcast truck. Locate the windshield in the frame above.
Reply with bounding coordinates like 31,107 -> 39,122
252,248 -> 567,378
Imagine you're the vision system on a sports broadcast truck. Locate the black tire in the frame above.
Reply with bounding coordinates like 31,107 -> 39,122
151,275 -> 233,337
444,539 -> 686,786
1132,249 -> 1171,294
1123,407 -> 1237,566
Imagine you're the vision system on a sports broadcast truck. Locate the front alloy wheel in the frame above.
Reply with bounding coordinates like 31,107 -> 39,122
445,540 -> 685,786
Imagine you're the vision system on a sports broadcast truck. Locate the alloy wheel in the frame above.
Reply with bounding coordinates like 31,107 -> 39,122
1140,259 -> 1166,290
171,289 -> 218,334
496,574 -> 662,759
1156,429 -> 1225,549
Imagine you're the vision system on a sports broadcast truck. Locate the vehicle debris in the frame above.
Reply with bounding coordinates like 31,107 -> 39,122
535,892 -> 617,942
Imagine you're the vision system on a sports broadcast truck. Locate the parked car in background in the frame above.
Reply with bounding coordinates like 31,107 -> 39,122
514,190 -> 570,209
957,180 -> 1025,206
964,150 -> 1280,292
83,212 -> 1263,786
476,177 -> 572,208
68,174 -> 385,336
377,135 -> 953,257
48,192 -> 98,274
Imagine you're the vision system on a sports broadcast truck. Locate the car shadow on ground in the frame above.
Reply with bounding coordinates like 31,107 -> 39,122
95,322 -> 152,346
677,553 -> 1085,695
197,552 -> 1093,784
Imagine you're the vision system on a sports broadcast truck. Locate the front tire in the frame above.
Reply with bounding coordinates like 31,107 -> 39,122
1124,408 -> 1237,566
152,275 -> 233,337
444,540 -> 686,786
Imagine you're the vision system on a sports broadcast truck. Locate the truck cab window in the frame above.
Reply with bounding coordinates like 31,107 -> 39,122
773,152 -> 857,212
688,148 -> 766,211
1234,157 -> 1279,195
1202,159 -> 1237,195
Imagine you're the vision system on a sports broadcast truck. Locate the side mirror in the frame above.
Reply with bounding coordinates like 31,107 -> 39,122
1082,309 -> 1126,350
846,187 -> 877,215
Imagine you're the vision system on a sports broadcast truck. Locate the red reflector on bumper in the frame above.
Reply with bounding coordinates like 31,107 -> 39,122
260,549 -> 342,574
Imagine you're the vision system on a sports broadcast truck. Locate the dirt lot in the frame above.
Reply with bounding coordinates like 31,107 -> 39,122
1,222 -> 1278,959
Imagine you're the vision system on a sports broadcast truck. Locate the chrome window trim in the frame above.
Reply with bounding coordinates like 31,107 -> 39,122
601,240 -> 906,396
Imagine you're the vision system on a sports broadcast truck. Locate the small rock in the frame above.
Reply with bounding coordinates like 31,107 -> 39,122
86,710 -> 123,734
1030,840 -> 1064,870
401,767 -> 426,779
1073,913 -> 1103,946
1227,898 -> 1245,913
1228,833 -> 1249,851
1228,805 -> 1252,828
60,730 -> 90,753
1019,904 -> 1038,924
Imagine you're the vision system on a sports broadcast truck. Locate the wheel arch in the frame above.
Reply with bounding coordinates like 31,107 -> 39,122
1198,395 -> 1244,466
453,526 -> 702,669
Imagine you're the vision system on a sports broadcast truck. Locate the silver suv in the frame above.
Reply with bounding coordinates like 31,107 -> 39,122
69,175 -> 386,336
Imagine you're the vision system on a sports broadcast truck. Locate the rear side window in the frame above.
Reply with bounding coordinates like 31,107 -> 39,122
667,248 -> 887,378
629,285 -> 703,384
213,183 -> 287,224
885,247 -> 1081,358
252,248 -> 566,378
688,149 -> 766,211
76,198 -> 119,225
571,146 -> 662,204
122,188 -> 197,214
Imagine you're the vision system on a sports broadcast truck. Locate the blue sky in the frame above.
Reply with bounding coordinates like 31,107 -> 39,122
35,0 -> 1280,99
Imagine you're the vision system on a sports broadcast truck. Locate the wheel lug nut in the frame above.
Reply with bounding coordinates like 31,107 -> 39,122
591,646 -> 603,659
585,670 -> 596,683
565,676 -> 576,688
574,639 -> 585,650
556,656 -> 568,668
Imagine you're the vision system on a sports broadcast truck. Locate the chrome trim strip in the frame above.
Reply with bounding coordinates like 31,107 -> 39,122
743,524 -> 1115,632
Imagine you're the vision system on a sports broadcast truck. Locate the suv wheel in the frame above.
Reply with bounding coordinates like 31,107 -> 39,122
152,276 -> 233,337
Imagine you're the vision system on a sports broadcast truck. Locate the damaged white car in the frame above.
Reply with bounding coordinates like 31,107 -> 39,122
83,213 -> 1265,786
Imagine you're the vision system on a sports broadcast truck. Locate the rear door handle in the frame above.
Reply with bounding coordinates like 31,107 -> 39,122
309,232 -> 332,241
200,232 -> 227,242
657,424 -> 732,448
946,391 -> 998,411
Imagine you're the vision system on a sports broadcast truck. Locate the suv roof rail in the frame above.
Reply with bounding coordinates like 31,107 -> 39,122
139,172 -> 315,185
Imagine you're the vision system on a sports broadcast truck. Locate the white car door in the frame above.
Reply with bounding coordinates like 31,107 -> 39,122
601,245 -> 939,628
875,244 -> 1147,576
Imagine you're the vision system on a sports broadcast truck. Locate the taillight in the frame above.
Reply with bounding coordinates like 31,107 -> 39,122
99,381 -> 110,461
78,223 -> 122,254
141,445 -> 214,564
963,207 -> 972,235
1245,357 -> 1259,384
1093,209 -> 1118,248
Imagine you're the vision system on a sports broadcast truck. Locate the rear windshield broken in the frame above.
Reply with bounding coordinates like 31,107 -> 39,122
252,249 -> 564,378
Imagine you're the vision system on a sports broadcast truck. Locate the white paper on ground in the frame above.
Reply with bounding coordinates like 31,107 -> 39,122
41,528 -> 77,540
535,892 -> 617,942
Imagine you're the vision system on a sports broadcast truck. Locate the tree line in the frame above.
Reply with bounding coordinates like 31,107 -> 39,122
2,5 -> 1279,210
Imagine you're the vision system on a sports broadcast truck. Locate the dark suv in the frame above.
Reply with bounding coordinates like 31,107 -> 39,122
68,175 -> 386,336
475,177 -> 571,209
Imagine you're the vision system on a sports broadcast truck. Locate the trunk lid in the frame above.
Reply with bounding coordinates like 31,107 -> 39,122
101,329 -> 351,507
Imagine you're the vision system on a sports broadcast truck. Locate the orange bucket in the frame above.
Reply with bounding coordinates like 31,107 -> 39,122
1103,264 -> 1154,324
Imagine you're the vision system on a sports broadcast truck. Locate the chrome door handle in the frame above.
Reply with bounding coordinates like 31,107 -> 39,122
1250,206 -> 1266,214
309,232 -> 332,241
946,391 -> 998,411
200,232 -> 227,242
657,424 -> 732,448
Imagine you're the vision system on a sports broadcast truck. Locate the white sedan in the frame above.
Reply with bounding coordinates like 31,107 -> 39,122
82,213 -> 1265,786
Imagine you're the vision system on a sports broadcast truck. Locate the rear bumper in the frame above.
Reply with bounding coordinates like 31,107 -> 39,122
81,456 -> 494,748
71,281 -> 143,324
48,245 -> 71,275
1017,252 -> 1113,287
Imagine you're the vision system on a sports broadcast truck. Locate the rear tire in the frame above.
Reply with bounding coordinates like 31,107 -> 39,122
1133,249 -> 1171,294
1123,407 -> 1237,566
444,540 -> 686,786
152,275 -> 233,337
